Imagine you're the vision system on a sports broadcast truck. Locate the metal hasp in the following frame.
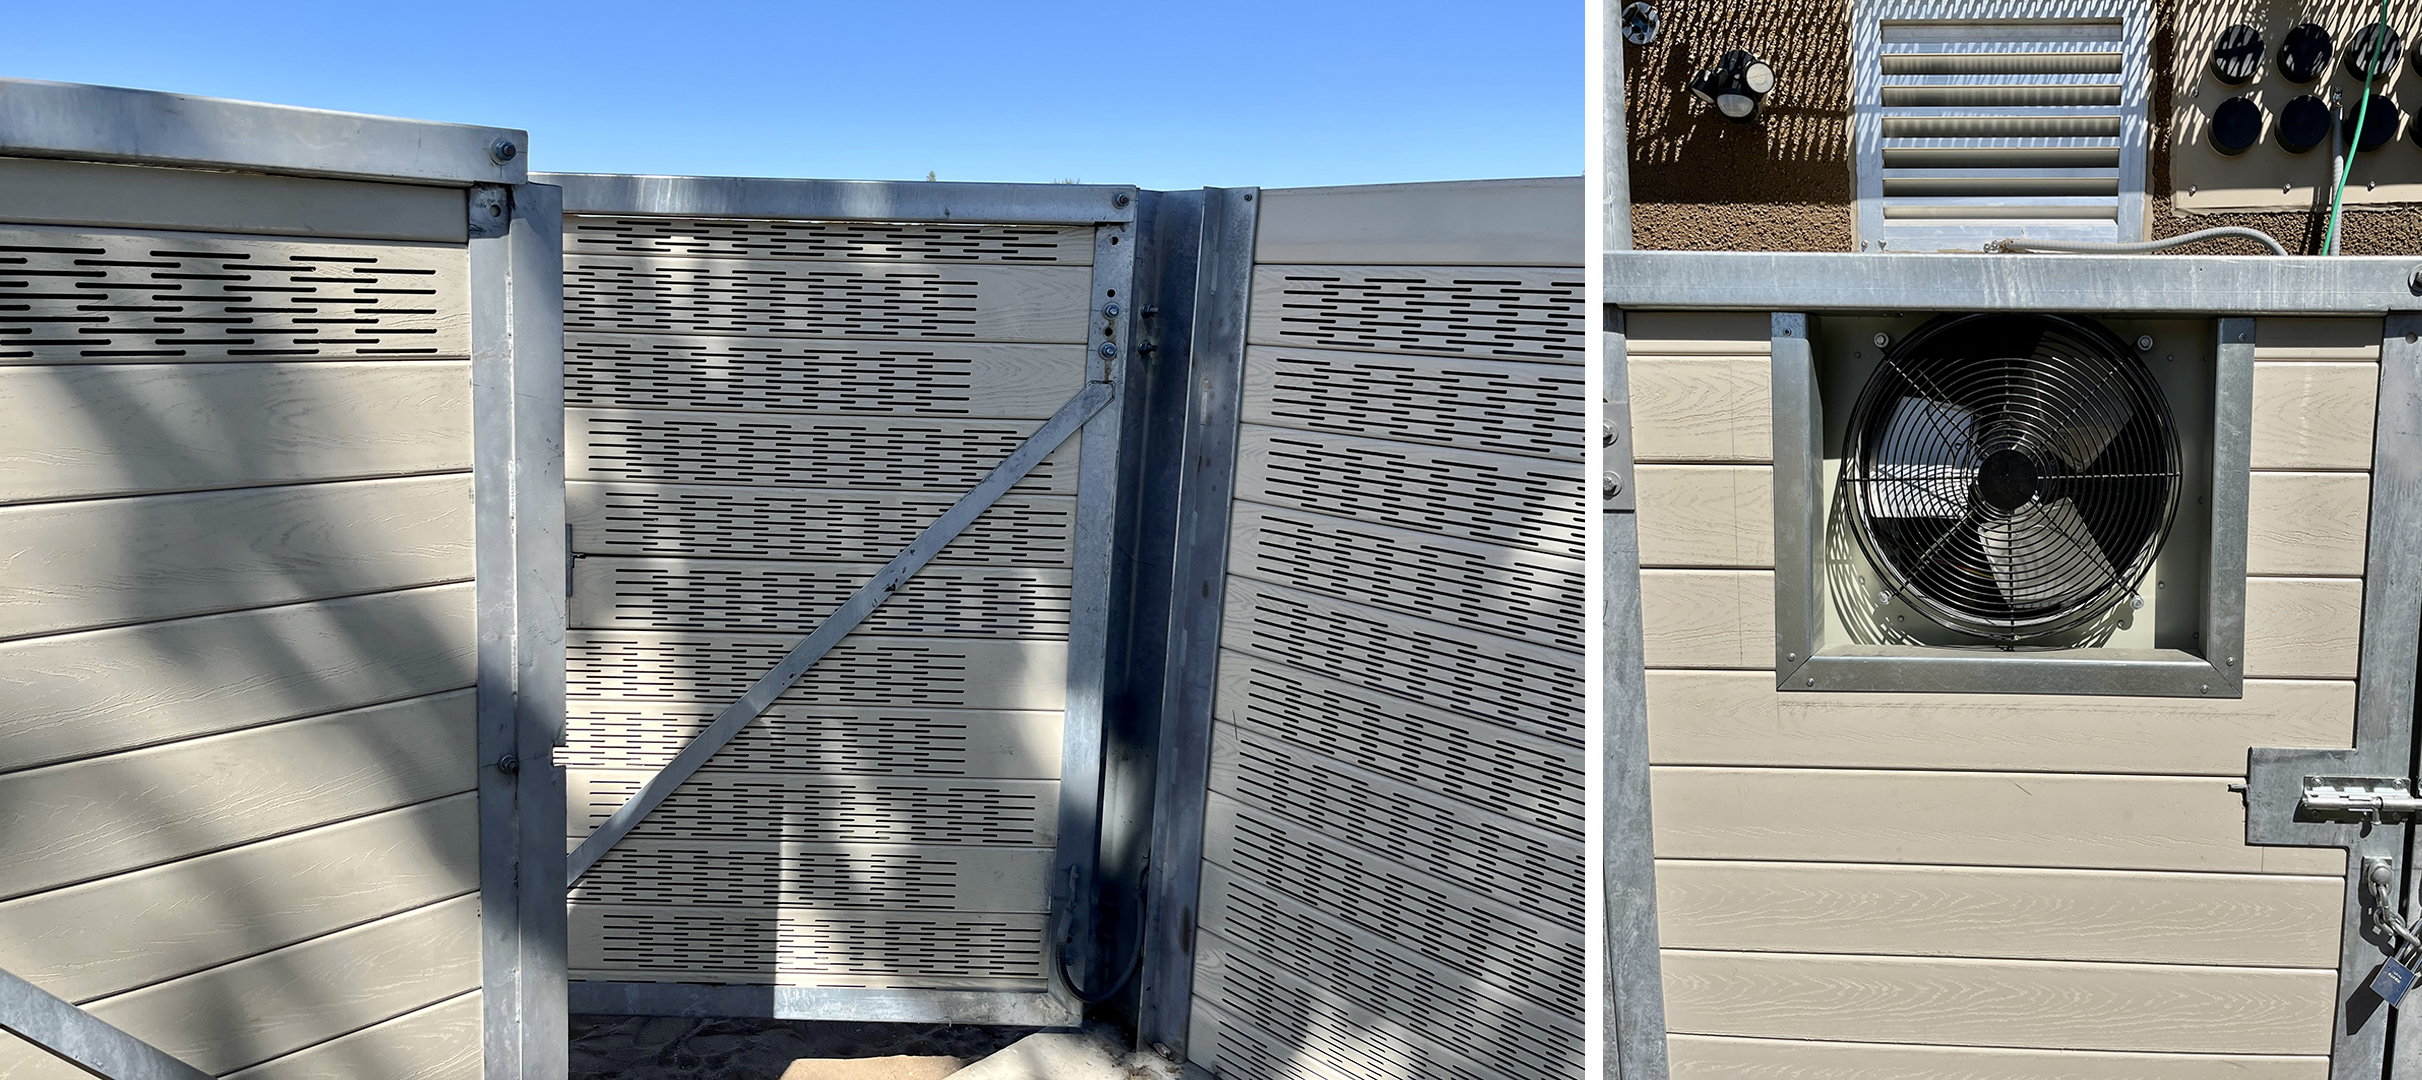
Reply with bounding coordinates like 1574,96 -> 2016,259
2242,313 -> 2422,1080
2303,778 -> 2422,824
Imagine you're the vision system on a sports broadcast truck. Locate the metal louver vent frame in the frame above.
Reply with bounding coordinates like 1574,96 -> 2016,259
1853,0 -> 2149,252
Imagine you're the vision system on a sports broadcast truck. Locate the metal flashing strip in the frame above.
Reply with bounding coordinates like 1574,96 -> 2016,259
564,379 -> 1116,886
473,182 -> 569,1080
1601,310 -> 1670,1080
0,965 -> 211,1080
1605,252 -> 2422,315
1136,187 -> 1261,1055
535,172 -> 1137,225
0,77 -> 526,186
567,980 -> 1079,1028
2245,314 -> 2422,1080
1768,313 -> 2251,698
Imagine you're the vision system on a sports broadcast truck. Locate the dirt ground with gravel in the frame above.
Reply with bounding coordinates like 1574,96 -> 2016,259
569,1015 -> 1038,1080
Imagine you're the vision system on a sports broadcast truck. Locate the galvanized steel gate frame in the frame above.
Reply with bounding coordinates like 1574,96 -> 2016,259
0,79 -> 569,1080
1602,247 -> 2422,1080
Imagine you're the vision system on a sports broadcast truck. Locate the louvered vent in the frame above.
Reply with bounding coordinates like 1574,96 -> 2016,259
1853,2 -> 2148,251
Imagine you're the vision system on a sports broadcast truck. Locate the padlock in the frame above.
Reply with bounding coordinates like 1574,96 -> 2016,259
2375,955 -> 2419,1007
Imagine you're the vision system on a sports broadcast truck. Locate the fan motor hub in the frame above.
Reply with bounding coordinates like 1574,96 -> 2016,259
1976,448 -> 2040,512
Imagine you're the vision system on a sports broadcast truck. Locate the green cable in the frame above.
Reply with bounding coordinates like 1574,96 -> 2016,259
2325,0 -> 2392,256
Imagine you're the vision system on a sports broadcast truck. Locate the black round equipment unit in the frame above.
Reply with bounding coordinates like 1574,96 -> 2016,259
2348,23 -> 2404,81
2210,95 -> 2263,154
2279,94 -> 2333,153
1841,313 -> 2181,641
2281,22 -> 2335,83
2212,23 -> 2264,83
2346,93 -> 2401,151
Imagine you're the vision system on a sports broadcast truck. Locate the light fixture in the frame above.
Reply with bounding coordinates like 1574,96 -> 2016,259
1692,50 -> 1776,124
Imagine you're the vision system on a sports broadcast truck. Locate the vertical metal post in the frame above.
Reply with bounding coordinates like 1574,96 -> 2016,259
1602,0 -> 1632,253
472,181 -> 568,1080
1050,213 -> 1142,1009
1602,310 -> 1667,1080
1135,187 -> 1260,1055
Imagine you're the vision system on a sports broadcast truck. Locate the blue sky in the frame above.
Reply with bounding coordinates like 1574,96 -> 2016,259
0,2 -> 1581,189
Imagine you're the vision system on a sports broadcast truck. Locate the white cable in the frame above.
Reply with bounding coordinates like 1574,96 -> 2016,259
1992,228 -> 2290,257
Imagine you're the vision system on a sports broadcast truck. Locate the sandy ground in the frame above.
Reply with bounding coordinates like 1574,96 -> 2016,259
569,1015 -> 1037,1080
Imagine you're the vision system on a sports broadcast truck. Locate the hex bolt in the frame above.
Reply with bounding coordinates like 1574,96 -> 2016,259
2409,266 -> 2422,293
2136,334 -> 2154,351
1098,342 -> 1118,359
489,138 -> 519,165
1113,192 -> 1132,208
1103,301 -> 1122,318
1872,332 -> 1890,348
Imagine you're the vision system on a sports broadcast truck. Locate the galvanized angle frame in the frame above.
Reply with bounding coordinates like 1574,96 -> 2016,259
1604,251 -> 2422,315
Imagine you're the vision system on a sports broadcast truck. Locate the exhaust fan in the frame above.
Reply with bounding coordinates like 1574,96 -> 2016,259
1841,313 -> 2182,641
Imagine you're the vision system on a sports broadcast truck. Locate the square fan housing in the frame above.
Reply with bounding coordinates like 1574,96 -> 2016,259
1773,312 -> 2248,697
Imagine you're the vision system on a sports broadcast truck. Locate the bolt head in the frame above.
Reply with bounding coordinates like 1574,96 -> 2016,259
2136,334 -> 2154,352
1806,676 -> 1816,686
1098,342 -> 1118,359
1602,474 -> 1623,497
1113,192 -> 1132,208
1103,301 -> 1122,318
1872,332 -> 1890,348
489,137 -> 519,165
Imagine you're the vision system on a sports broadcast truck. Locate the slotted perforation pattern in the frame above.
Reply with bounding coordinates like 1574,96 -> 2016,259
572,843 -> 1037,910
1195,953 -> 1493,1080
1240,430 -> 1583,559
564,256 -> 1086,341
570,410 -> 1077,491
569,483 -> 1074,565
568,632 -> 1066,711
565,216 -> 1093,264
575,906 -> 1047,983
573,558 -> 1071,638
1216,657 -> 1580,836
1249,267 -> 1583,362
1225,581 -> 1582,743
1210,801 -> 1579,1016
560,705 -> 1060,778
1202,890 -> 1573,1080
576,772 -> 1055,846
1246,347 -> 1582,458
1214,728 -> 1578,912
565,334 -> 1082,416
1230,504 -> 1582,652
0,226 -> 465,361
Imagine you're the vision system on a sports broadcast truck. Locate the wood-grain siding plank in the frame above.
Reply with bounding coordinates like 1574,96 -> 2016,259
0,475 -> 474,642
1649,767 -> 2342,875
220,991 -> 479,1080
1636,465 -> 1775,568
1628,357 -> 1772,464
2246,471 -> 2370,577
83,894 -> 478,1076
1656,861 -> 2342,967
0,794 -> 475,1003
1645,670 -> 2353,774
0,691 -> 475,902
0,584 -> 474,775
1641,570 -> 1775,670
1667,1034 -> 2324,1080
2250,361 -> 2377,470
2243,576 -> 2365,679
1661,950 -> 2335,1055
0,362 -> 469,505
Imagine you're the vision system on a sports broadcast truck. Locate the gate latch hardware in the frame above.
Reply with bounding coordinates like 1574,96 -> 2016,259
2303,775 -> 2422,823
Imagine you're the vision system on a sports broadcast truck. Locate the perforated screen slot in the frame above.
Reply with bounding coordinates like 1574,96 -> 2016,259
568,483 -> 1074,565
568,632 -> 1068,712
1248,267 -> 1583,362
570,840 -> 1051,911
573,771 -> 1057,847
564,256 -> 1088,342
1243,346 -> 1581,459
568,409 -> 1079,492
0,226 -> 465,361
565,334 -> 1083,417
1236,428 -> 1584,560
571,904 -> 1047,985
560,705 -> 1062,778
571,557 -> 1070,638
565,216 -> 1094,264
1228,503 -> 1582,652
1214,655 -> 1580,836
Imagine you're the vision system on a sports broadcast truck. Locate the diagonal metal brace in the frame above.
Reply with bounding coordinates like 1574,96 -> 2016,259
0,965 -> 211,1080
567,380 -> 1116,885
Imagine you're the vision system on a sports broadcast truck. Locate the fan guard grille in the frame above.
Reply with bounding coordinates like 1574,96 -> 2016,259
1843,313 -> 2182,641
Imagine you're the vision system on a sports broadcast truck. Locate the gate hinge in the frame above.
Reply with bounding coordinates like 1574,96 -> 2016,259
2301,775 -> 2422,823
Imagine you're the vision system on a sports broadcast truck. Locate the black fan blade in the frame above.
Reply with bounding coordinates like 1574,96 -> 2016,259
1979,497 -> 2116,610
1869,396 -> 1976,518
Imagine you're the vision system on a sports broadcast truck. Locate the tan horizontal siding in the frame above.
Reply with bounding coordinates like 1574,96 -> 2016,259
1667,1033 -> 2323,1080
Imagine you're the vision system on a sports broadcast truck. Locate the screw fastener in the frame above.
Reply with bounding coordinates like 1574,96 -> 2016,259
496,754 -> 520,774
489,138 -> 519,165
1098,342 -> 1118,359
1113,192 -> 1132,208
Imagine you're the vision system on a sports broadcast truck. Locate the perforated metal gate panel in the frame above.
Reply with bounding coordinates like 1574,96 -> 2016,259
1184,182 -> 1587,1080
0,157 -> 484,1079
558,213 -> 1098,997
